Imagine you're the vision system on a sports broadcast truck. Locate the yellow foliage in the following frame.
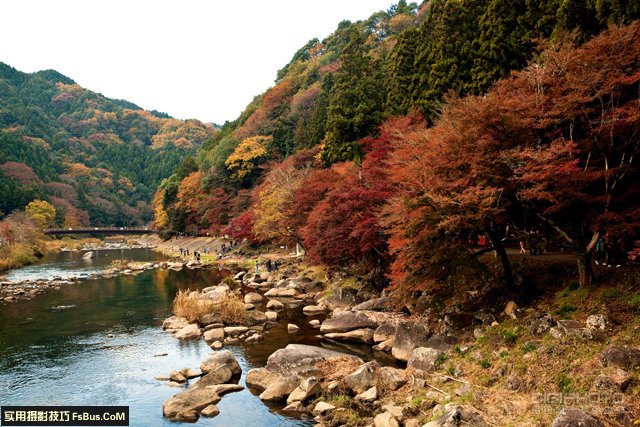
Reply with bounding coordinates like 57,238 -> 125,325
225,135 -> 272,179
25,200 -> 56,229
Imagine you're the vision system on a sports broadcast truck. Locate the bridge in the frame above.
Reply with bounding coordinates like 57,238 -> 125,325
44,228 -> 158,236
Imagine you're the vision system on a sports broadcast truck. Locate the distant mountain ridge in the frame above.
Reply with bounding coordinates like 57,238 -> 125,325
0,62 -> 215,226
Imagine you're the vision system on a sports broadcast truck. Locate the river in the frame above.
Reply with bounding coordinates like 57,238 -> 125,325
0,249 -> 331,426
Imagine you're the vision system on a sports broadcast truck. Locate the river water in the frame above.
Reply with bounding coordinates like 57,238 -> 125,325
0,249 -> 336,426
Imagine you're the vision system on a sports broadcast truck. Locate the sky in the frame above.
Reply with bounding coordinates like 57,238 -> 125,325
0,0 -> 395,125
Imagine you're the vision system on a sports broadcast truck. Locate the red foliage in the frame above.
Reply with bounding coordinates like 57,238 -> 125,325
0,162 -> 43,186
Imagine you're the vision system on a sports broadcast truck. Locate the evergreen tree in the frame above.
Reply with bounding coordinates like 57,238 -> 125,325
321,29 -> 387,164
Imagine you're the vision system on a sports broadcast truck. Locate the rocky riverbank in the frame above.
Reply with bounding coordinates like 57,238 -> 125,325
0,258 -> 212,304
159,261 -> 640,426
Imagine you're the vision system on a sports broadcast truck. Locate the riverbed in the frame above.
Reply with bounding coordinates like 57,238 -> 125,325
0,249 -> 325,426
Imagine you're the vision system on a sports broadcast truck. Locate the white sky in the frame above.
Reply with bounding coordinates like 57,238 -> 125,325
1,0 -> 395,125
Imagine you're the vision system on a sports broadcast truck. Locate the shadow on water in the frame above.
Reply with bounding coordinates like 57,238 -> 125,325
0,249 -> 383,426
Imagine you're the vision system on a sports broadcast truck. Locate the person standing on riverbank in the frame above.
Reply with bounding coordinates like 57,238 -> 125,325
255,259 -> 259,274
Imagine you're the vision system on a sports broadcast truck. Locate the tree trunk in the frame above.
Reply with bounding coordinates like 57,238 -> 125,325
575,248 -> 593,287
487,229 -> 515,289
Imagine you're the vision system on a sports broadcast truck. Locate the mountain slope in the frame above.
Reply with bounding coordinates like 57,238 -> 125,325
0,62 -> 215,226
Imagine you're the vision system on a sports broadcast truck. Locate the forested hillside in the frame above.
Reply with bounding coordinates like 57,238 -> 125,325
0,63 -> 214,226
157,0 -> 639,292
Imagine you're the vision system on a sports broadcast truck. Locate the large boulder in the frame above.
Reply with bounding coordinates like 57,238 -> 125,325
200,285 -> 229,302
246,368 -> 284,391
287,376 -> 322,404
162,384 -> 243,422
321,287 -> 363,310
407,347 -> 444,373
199,350 -> 241,385
600,346 -> 640,370
203,327 -> 225,343
374,323 -> 397,343
163,316 -> 190,331
353,297 -> 394,312
244,292 -> 264,304
247,310 -> 268,326
343,361 -> 380,394
391,321 -> 431,362
551,408 -> 604,427
266,299 -> 285,310
302,305 -> 327,315
266,344 -> 362,374
324,328 -> 375,344
320,311 -> 379,334
259,375 -> 301,402
174,324 -> 202,340
373,411 -> 400,427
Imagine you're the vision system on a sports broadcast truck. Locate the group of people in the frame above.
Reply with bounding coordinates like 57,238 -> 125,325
519,229 -> 544,255
595,233 -> 625,268
254,258 -> 281,274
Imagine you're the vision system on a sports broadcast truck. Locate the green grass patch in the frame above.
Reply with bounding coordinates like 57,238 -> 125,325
554,304 -> 577,318
479,359 -> 492,369
556,374 -> 572,394
521,342 -> 537,353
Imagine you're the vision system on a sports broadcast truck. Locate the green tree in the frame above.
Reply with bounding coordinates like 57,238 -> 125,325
321,29 -> 387,164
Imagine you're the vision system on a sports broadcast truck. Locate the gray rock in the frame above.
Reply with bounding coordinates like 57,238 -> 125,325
259,376 -> 301,402
324,328 -> 375,343
246,368 -> 284,391
556,319 -> 593,340
203,327 -> 225,342
247,310 -> 268,326
391,321 -> 430,362
266,344 -> 362,374
344,361 -> 380,393
353,297 -> 393,312
586,314 -> 606,332
600,346 -> 640,370
200,350 -> 241,379
264,288 -> 297,298
355,386 -> 377,402
593,368 -> 632,391
200,404 -> 219,417
287,376 -> 322,404
169,370 -> 187,383
373,323 -> 396,343
407,347 -> 444,373
163,315 -> 190,331
244,292 -> 264,304
266,299 -> 285,310
312,401 -> 336,416
287,323 -> 300,333
224,326 -> 249,336
265,311 -> 278,321
282,401 -> 305,412
373,411 -> 399,427
320,311 -> 379,334
321,286 -> 363,310
529,314 -> 555,335
424,404 -> 487,427
551,408 -> 604,427
162,384 -> 243,422
174,324 -> 202,340
379,367 -> 407,391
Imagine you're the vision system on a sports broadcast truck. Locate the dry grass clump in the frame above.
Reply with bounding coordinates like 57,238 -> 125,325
217,293 -> 247,324
173,290 -> 217,323
173,290 -> 246,324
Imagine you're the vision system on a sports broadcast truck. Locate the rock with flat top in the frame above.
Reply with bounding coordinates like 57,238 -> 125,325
324,328 -> 375,344
373,411 -> 399,427
174,324 -> 202,340
320,311 -> 379,334
312,402 -> 336,416
265,344 -> 362,374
